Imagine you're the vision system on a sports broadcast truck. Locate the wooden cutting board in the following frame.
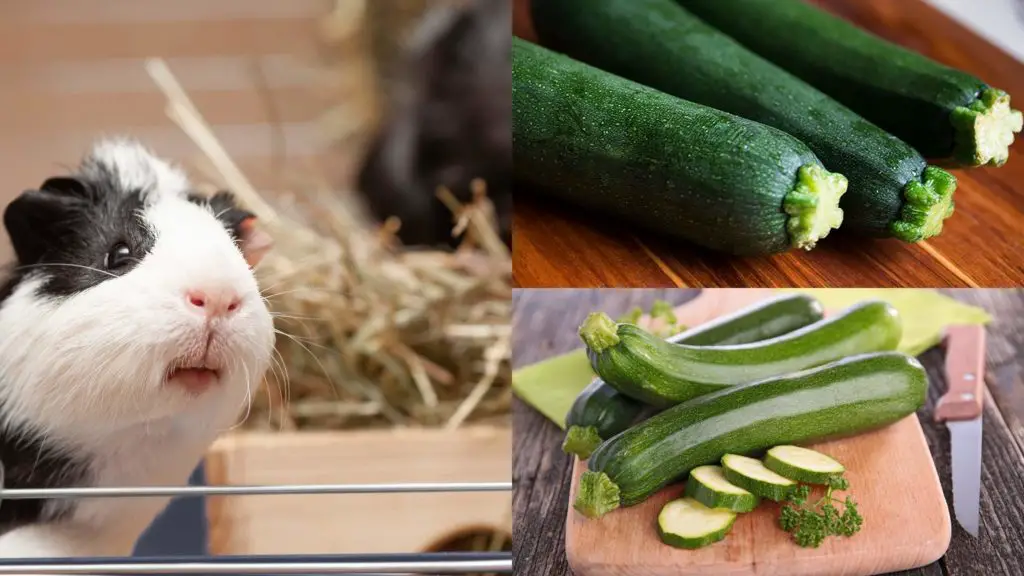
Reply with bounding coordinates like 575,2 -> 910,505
564,290 -> 952,576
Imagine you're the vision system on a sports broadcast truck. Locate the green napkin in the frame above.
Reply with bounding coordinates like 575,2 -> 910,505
512,289 -> 991,429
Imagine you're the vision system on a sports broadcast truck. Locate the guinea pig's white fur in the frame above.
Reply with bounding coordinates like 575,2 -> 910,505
0,139 -> 275,556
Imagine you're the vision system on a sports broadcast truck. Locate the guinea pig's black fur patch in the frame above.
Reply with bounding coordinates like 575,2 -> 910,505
187,190 -> 255,248
1,174 -> 155,301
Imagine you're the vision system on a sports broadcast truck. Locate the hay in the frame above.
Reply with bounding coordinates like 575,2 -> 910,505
144,56 -> 512,432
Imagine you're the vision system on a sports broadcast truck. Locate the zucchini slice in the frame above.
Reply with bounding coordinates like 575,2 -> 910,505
657,497 -> 737,549
685,465 -> 760,513
764,445 -> 846,485
721,454 -> 797,502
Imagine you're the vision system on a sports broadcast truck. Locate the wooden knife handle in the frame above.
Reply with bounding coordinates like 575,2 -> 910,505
935,325 -> 986,422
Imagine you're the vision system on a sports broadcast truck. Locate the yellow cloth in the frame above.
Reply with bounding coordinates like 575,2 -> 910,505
512,289 -> 991,429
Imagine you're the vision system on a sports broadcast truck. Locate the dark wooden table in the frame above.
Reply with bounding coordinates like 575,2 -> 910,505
512,0 -> 1024,288
512,289 -> 1024,575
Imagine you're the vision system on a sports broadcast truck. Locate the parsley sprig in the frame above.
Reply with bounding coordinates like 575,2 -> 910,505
778,475 -> 863,548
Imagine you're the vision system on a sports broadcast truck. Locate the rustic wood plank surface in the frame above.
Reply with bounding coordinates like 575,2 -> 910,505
512,289 -> 1024,576
511,0 -> 1024,288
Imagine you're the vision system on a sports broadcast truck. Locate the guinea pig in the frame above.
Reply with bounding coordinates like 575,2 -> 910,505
355,0 -> 512,249
0,138 -> 275,557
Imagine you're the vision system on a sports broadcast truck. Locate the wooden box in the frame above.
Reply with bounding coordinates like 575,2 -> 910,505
204,425 -> 511,554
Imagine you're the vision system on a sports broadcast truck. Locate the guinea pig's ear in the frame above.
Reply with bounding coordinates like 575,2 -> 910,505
4,186 -> 86,265
39,176 -> 91,199
205,190 -> 273,268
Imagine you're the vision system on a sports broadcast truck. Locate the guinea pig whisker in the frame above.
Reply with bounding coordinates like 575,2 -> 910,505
14,262 -> 118,278
273,329 -> 337,398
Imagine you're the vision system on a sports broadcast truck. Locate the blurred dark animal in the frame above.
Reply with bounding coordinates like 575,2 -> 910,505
356,0 -> 511,249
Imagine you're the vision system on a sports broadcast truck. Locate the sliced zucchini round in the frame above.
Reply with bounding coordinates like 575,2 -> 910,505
685,465 -> 760,513
657,497 -> 737,550
764,445 -> 846,485
721,454 -> 796,502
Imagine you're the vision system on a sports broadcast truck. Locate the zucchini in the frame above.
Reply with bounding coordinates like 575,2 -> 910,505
657,497 -> 736,549
685,465 -> 760,513
530,0 -> 958,242
676,0 -> 1023,168
563,294 -> 825,458
580,300 -> 901,408
512,37 -> 849,256
721,454 -> 797,502
573,351 -> 927,518
763,445 -> 846,485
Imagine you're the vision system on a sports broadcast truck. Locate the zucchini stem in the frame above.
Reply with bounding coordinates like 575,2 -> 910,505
950,88 -> 1023,167
562,425 -> 604,459
574,470 -> 621,518
579,312 -> 620,353
782,163 -> 847,250
890,166 -> 957,242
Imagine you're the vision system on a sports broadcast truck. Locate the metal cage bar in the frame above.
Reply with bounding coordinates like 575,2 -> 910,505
0,464 -> 514,574
0,552 -> 513,574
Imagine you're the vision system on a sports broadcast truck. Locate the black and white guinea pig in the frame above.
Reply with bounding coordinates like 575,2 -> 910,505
356,0 -> 512,249
0,138 -> 275,557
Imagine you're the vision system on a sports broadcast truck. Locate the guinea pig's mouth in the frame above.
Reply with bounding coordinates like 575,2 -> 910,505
166,364 -> 221,394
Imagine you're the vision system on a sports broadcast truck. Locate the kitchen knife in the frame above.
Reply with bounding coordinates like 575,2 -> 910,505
935,324 -> 986,538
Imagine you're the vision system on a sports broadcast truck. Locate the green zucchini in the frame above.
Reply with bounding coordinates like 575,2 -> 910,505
563,294 -> 825,458
573,351 -> 927,518
685,465 -> 760,513
657,497 -> 737,549
512,37 -> 849,256
580,300 -> 901,408
721,454 -> 797,502
763,445 -> 846,485
676,0 -> 1023,168
530,0 -> 958,242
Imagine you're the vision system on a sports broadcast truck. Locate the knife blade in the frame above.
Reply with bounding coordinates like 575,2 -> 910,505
935,324 -> 986,538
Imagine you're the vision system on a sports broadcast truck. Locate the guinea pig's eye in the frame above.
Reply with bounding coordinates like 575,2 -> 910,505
104,243 -> 133,270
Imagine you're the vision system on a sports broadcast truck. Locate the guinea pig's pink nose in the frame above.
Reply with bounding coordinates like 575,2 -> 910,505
186,288 -> 242,318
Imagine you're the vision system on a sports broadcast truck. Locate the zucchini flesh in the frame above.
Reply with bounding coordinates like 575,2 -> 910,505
721,454 -> 796,502
764,445 -> 846,485
581,300 -> 901,408
676,0 -> 1023,168
512,37 -> 848,256
685,465 -> 760,513
575,351 -> 927,517
563,294 -> 825,458
657,497 -> 736,549
530,0 -> 958,242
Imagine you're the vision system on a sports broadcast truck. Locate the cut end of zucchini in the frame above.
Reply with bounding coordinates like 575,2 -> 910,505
657,497 -> 737,550
574,471 -> 621,519
890,166 -> 957,242
579,312 -> 620,354
783,163 -> 847,251
950,88 -> 1023,168
764,445 -> 846,485
563,425 -> 604,459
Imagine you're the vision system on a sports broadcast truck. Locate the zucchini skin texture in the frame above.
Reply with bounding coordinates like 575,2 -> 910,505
530,0 -> 949,239
586,352 -> 928,509
565,294 -> 825,455
585,300 -> 901,408
676,0 -> 1020,167
512,37 -> 834,256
